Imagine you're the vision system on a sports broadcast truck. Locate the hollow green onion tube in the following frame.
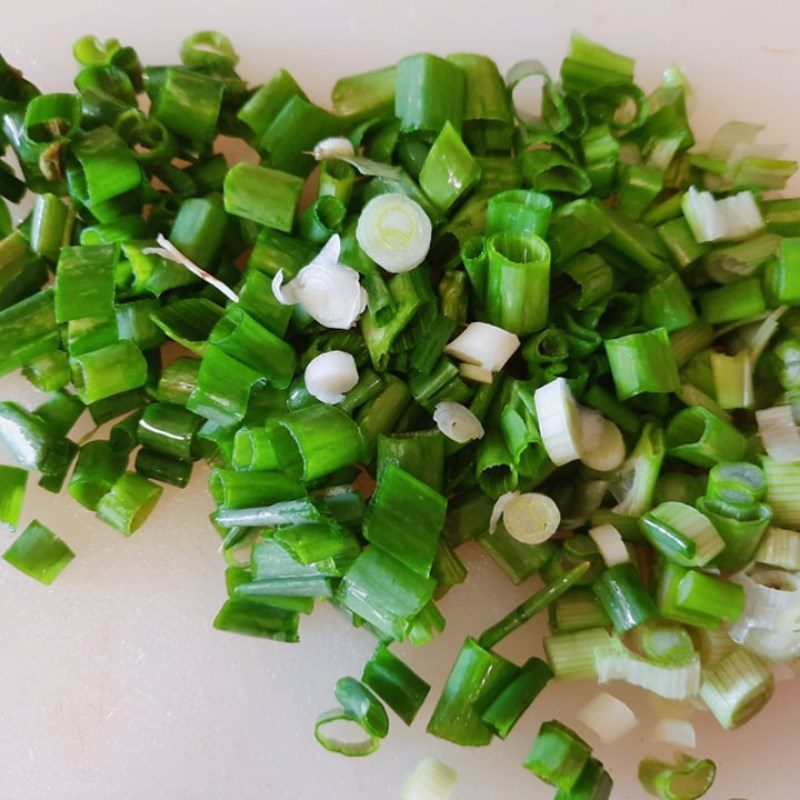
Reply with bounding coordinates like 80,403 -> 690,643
136,402 -> 202,461
484,231 -> 550,335
479,562 -> 590,650
223,163 -> 303,231
481,657 -> 552,739
37,438 -> 78,494
298,196 -> 346,244
0,289 -> 60,377
592,563 -> 658,634
548,199 -> 611,264
768,237 -> 800,304
88,388 -> 144,426
364,462 -> 447,577
331,64 -> 395,121
34,392 -> 85,440
695,496 -> 772,573
549,587 -> 611,633
640,502 -> 725,568
0,231 -> 49,311
70,341 -> 148,405
582,384 -> 640,436
523,719 -> 593,793
208,469 -> 304,511
427,636 -> 519,746
476,524 -> 556,585
699,648 -> 774,730
318,160 -> 355,207
361,644 -> 430,726
230,426 -> 280,472
0,463 -> 27,531
518,142 -> 592,197
419,121 -> 480,213
337,546 -> 435,641
68,440 -> 127,510
213,597 -> 300,642
674,569 -> 744,623
698,277 -> 766,325
605,328 -> 680,400
152,68 -> 223,143
640,271 -> 697,333
617,163 -> 663,219
638,755 -> 715,800
476,431 -> 518,499
55,244 -> 119,324
2,519 -> 74,585
156,358 -> 200,407
395,53 -> 465,137
169,195 -> 227,269
115,299 -> 164,351
151,299 -> 225,354
135,449 -> 192,488
357,377 -> 412,461
486,189 -> 553,237
665,407 -> 747,468
657,563 -> 721,630
272,405 -> 364,483
238,68 -> 307,139
377,430 -> 444,492
95,471 -> 163,536
22,351 -> 70,393
658,217 -> 709,270
0,401 -> 70,474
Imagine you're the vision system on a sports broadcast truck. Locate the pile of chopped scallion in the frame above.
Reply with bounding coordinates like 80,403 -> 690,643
2,27 -> 800,799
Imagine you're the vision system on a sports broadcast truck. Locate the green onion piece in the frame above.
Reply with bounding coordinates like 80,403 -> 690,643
657,562 -> 721,630
135,449 -> 192,488
699,648 -> 774,729
357,377 -> 412,460
523,719 -> 593,793
213,598 -> 299,642
332,65 -> 395,121
95,471 -> 163,536
209,469 -> 304,511
0,289 -> 60,377
768,237 -> 800,304
238,68 -> 306,139
319,159 -> 356,205
763,456 -> 800,528
395,53 -> 465,137
180,30 -> 238,68
115,299 -> 165,351
156,358 -> 200,407
545,627 -> 613,682
337,546 -> 435,641
674,570 -> 744,622
658,217 -> 709,270
479,562 -> 590,650
592,562 -> 658,634
670,323 -> 714,368
558,252 -> 613,312
582,384 -> 640,436
665,406 -> 747,467
481,657 -> 552,739
151,299 -> 224,354
71,126 -> 141,204
22,350 -> 70,393
363,463 -> 446,577
710,351 -> 752,410
426,636 -> 518,746
755,526 -> 800,571
55,244 -> 119,323
0,465 -> 27,530
236,268 -> 293,337
330,676 -> 389,743
705,233 -> 781,285
152,68 -> 223,143
298,196 -> 346,244
137,402 -> 202,461
555,757 -> 613,800
633,622 -> 695,666
549,587 -> 611,633
68,440 -> 127,510
361,643 -> 430,726
65,315 -> 119,357
169,196 -> 227,269
231,426 -> 281,472
377,429 -> 444,492
698,277 -> 766,325
223,163 -> 303,231
476,430 -> 518,498
484,231 -> 550,335
640,502 -> 725,568
3,519 -> 74,584
605,327 -> 680,400
617,164 -> 663,219
70,340 -> 148,404
695,496 -> 772,572
88,387 -> 144,426
518,141 -> 592,196
419,121 -> 480,213
581,124 -> 619,198
0,231 -> 48,310
37,438 -> 78,494
0,401 -> 70,473
476,520 -> 556,584
106,409 -> 141,455
34,391 -> 85,439
640,272 -> 698,333
638,754 -> 715,800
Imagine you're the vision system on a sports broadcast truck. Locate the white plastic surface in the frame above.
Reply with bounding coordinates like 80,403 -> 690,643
3,2 -> 800,797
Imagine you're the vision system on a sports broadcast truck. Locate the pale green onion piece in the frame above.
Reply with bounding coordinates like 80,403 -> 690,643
763,457 -> 800,528
693,628 -> 736,668
545,628 -> 613,682
676,384 -> 731,424
699,648 -> 774,729
707,121 -> 763,160
681,187 -> 764,243
576,692 -> 637,745
755,527 -> 800,571
458,363 -> 493,384
402,757 -> 458,800
611,423 -> 664,517
596,637 -> 702,700
356,193 -> 432,273
728,568 -> 800,636
143,234 -> 239,302
534,377 -> 583,466
493,492 -> 561,545
641,502 -> 725,569
579,408 -> 626,472
748,304 -> 787,365
312,137 -> 355,160
272,235 -> 367,329
653,718 -> 696,750
432,401 -> 484,444
304,350 -> 359,404
443,321 -> 520,372
710,351 -> 752,410
756,406 -> 800,463
588,523 -> 629,567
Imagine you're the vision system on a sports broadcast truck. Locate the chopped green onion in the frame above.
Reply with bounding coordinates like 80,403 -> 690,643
638,754 -> 716,800
592,562 -> 658,633
665,406 -> 747,467
605,328 -> 680,400
70,341 -> 148,404
3,519 -> 74,584
402,757 -> 457,800
223,163 -> 303,231
95,471 -> 163,535
362,644 -> 430,726
0,465 -> 27,530
640,502 -> 725,568
523,719 -> 593,793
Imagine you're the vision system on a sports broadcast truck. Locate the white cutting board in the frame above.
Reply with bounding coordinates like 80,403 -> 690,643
2,1 -> 800,797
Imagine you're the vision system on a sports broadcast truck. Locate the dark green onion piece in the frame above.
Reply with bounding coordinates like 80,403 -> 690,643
68,440 -> 127,510
696,496 -> 772,572
169,195 -> 227,269
95,471 -> 163,536
137,402 -> 201,461
481,657 -> 552,739
698,277 -> 766,325
641,271 -> 698,333
361,643 -> 430,726
238,68 -> 307,139
0,231 -> 49,311
3,519 -> 74,584
209,469 -> 304,511
377,429 -> 444,492
478,562 -> 590,650
55,244 -> 119,323
523,719 -> 593,793
135,449 -> 192,488
332,676 -> 389,742
70,340 -> 148,404
0,401 -> 70,473
22,350 -> 70,393
88,388 -> 144,426
34,391 -> 85,439
0,465 -> 27,530
213,598 -> 299,642
476,431 -> 518,499
395,53 -> 465,137
0,289 -> 60,377
592,563 -> 658,634
223,163 -> 303,232
427,636 -> 519,746
152,68 -> 223,143
116,299 -> 165,351
150,299 -> 224,354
